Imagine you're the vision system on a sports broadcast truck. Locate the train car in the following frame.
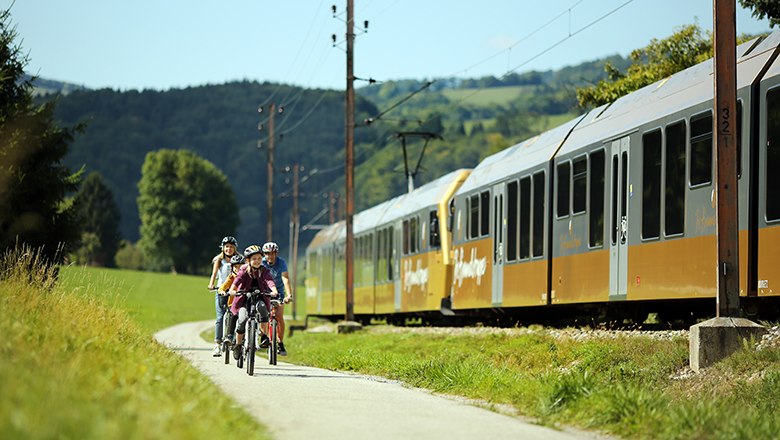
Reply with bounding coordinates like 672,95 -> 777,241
757,36 -> 780,302
546,35 -> 775,315
305,30 -> 780,324
305,169 -> 470,322
449,115 -> 591,311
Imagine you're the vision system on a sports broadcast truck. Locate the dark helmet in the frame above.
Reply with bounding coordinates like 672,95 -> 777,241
221,236 -> 238,248
244,245 -> 263,258
230,254 -> 246,265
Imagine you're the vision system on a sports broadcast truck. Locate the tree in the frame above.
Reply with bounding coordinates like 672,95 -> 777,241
576,24 -> 760,108
115,240 -> 145,271
73,172 -> 121,266
0,9 -> 81,260
137,149 -> 239,274
740,0 -> 780,27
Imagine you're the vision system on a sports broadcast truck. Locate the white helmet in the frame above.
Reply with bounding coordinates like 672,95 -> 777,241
262,242 -> 279,253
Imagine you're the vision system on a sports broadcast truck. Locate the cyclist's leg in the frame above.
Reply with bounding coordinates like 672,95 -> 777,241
215,294 -> 227,342
235,306 -> 249,346
277,303 -> 285,342
257,300 -> 271,346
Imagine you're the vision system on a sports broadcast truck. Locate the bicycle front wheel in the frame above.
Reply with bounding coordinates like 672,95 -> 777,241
246,319 -> 256,376
269,319 -> 278,366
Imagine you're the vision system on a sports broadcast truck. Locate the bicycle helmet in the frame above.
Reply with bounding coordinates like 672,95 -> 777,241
230,254 -> 246,265
221,236 -> 238,247
244,245 -> 263,258
262,242 -> 279,253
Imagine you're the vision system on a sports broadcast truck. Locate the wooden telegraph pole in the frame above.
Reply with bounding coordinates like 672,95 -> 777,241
713,0 -> 739,317
345,0 -> 355,323
266,103 -> 276,241
291,164 -> 300,320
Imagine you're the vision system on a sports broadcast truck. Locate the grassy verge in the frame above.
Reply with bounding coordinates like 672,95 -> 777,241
285,326 -> 780,439
0,250 -> 269,439
58,265 -> 214,333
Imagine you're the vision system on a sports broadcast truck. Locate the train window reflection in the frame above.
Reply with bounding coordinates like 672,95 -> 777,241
642,130 -> 662,239
557,161 -> 571,218
665,121 -> 686,236
480,191 -> 490,237
690,112 -> 713,186
573,157 -> 587,214
767,88 -> 780,221
469,195 -> 479,239
507,181 -> 518,261
532,172 -> 545,258
520,177 -> 531,259
589,150 -> 605,247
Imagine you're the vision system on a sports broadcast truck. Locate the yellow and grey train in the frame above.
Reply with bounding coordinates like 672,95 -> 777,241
305,31 -> 780,324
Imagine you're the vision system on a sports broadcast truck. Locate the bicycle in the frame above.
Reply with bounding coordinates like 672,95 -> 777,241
221,296 -> 234,365
263,293 -> 283,366
235,289 -> 264,376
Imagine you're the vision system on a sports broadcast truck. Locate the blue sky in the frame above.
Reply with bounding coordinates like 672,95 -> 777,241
3,0 -> 773,91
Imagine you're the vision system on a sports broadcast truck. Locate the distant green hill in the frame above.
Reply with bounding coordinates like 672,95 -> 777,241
41,55 -> 627,259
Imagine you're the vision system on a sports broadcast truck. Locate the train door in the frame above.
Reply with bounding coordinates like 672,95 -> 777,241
609,136 -> 630,299
491,183 -> 505,306
393,220 -> 402,311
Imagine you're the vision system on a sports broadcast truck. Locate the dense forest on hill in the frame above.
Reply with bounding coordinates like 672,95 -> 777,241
40,55 -> 626,253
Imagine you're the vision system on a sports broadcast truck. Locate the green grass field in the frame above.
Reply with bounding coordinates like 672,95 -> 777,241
0,251 -> 269,439
59,265 -> 214,333
285,326 -> 780,440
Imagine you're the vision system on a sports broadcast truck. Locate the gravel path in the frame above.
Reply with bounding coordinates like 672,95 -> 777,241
155,321 -> 605,440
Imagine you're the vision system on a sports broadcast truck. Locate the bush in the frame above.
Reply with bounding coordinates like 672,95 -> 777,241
114,240 -> 145,270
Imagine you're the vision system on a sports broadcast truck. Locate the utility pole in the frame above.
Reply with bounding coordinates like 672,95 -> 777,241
689,0 -> 767,372
259,103 -> 280,240
345,0 -> 355,323
713,0 -> 739,317
291,163 -> 300,320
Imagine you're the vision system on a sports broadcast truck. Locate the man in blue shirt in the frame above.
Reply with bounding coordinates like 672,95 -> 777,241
261,242 -> 292,355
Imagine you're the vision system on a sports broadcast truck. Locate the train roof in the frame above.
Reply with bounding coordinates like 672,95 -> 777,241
307,169 -> 470,250
456,113 -> 591,195
558,32 -> 780,157
757,31 -> 780,79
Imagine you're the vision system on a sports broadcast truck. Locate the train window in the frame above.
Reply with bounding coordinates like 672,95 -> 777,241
480,191 -> 490,237
447,199 -> 455,232
507,181 -> 518,261
519,176 -> 531,259
737,100 -> 743,179
642,130 -> 662,240
665,121 -> 686,236
430,210 -> 441,248
557,161 -> 571,218
532,171 -> 545,258
410,217 -> 418,254
612,154 -> 618,245
589,150 -> 605,248
767,88 -> 780,221
469,194 -> 479,239
690,112 -> 713,187
402,220 -> 410,255
573,157 -> 587,214
388,227 -> 394,280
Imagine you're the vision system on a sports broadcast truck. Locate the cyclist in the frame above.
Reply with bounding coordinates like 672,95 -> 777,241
229,244 -> 279,360
219,253 -> 246,343
261,242 -> 292,356
207,236 -> 238,357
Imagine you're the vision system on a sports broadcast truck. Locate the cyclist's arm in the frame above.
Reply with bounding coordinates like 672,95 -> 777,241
281,271 -> 292,301
207,258 -> 220,289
